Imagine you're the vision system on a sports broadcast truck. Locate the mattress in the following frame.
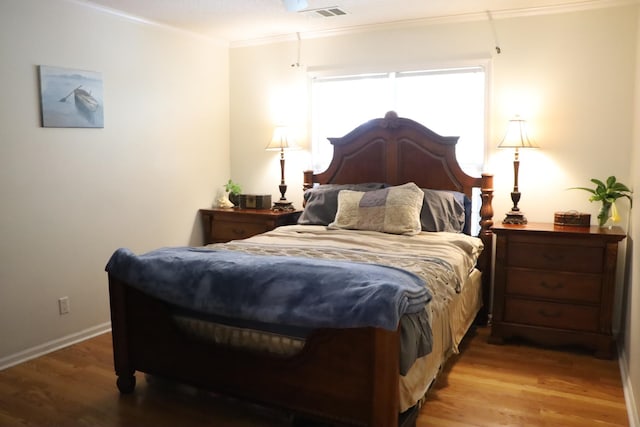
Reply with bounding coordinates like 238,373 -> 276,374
173,314 -> 306,358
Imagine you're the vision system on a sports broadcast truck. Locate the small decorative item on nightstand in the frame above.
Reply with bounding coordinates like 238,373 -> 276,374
223,179 -> 242,207
570,176 -> 632,228
217,192 -> 234,208
238,194 -> 272,210
553,210 -> 590,227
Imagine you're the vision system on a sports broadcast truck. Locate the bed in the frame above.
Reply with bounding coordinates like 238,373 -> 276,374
106,111 -> 495,427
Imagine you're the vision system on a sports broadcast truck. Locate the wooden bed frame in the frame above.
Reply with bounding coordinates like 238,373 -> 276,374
108,111 -> 494,427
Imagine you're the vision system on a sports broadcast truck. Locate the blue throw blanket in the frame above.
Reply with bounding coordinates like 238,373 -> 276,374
105,247 -> 431,331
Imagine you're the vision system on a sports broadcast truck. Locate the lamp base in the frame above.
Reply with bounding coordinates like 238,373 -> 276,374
272,200 -> 295,212
503,210 -> 528,225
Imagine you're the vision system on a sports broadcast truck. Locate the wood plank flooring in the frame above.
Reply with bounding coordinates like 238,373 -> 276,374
0,326 -> 628,426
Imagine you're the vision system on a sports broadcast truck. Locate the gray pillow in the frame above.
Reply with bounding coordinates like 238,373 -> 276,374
298,183 -> 388,225
420,188 -> 467,233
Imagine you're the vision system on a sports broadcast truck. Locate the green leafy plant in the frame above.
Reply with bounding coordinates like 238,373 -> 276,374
224,179 -> 242,195
571,176 -> 632,227
223,179 -> 242,206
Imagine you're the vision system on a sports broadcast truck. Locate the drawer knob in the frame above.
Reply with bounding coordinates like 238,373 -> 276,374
540,281 -> 563,290
542,253 -> 564,262
538,309 -> 562,318
232,228 -> 246,235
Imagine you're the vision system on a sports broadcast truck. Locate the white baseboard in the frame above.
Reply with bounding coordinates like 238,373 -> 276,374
0,322 -> 112,371
618,343 -> 640,427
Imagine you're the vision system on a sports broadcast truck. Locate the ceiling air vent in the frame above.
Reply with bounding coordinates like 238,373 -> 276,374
316,8 -> 346,17
301,7 -> 347,18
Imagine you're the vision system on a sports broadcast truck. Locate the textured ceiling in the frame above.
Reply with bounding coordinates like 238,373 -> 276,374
79,0 -> 634,45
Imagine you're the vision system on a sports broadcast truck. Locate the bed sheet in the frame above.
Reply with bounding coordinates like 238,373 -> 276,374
399,268 -> 482,411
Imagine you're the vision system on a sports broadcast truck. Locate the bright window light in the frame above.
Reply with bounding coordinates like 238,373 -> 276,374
310,67 -> 486,176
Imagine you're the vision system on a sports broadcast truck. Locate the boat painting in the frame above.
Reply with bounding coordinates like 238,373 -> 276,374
39,65 -> 104,128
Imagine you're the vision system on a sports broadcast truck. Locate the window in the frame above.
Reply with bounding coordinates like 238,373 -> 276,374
310,66 -> 487,176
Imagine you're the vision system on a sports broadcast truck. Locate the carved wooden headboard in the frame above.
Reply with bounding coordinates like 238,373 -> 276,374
302,111 -> 494,321
303,111 -> 493,235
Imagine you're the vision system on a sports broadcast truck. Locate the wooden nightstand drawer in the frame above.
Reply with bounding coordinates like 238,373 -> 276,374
504,298 -> 599,332
212,220 -> 268,241
505,268 -> 601,303
200,208 -> 302,244
508,242 -> 603,273
490,222 -> 626,358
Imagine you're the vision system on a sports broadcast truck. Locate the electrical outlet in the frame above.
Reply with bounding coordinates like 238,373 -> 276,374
58,297 -> 70,315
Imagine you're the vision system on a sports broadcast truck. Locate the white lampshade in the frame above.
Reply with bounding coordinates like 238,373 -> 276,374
498,116 -> 538,149
266,126 -> 297,151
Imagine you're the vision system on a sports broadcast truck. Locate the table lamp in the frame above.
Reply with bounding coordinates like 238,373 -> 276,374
266,126 -> 297,211
498,115 -> 538,224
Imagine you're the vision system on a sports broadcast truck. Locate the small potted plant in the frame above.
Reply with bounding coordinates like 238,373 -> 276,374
224,179 -> 242,206
571,176 -> 632,227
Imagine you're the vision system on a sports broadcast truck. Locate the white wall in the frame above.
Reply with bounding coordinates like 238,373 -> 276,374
231,6 -> 637,220
623,8 -> 640,425
230,4 -> 638,423
0,0 -> 229,365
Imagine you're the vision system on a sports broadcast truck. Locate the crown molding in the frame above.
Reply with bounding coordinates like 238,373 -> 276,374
66,0 -> 638,49
230,0 -> 638,48
67,0 -> 230,47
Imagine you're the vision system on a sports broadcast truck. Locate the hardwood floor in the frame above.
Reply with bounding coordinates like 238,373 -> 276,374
0,326 -> 628,426
422,327 -> 628,427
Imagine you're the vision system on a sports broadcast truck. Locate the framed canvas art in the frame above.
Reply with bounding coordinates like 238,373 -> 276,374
38,65 -> 104,128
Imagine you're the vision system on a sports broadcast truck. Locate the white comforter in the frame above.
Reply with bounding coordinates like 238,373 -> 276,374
217,224 -> 484,316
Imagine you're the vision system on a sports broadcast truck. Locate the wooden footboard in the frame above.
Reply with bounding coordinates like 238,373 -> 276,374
108,275 -> 405,427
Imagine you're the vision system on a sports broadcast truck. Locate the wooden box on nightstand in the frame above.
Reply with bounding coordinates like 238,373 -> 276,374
489,222 -> 626,359
199,208 -> 301,244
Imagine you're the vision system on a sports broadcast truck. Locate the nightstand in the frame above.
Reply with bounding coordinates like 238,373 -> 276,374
489,222 -> 626,359
199,208 -> 302,244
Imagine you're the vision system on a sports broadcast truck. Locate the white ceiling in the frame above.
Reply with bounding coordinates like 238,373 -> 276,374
79,0 -> 634,45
